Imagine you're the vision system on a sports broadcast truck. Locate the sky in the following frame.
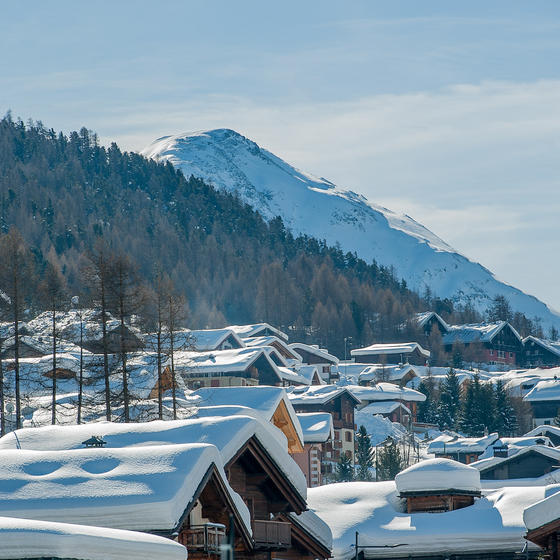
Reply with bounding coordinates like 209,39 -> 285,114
2,1 -> 560,309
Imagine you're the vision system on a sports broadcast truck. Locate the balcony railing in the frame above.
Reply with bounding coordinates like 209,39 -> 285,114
253,520 -> 291,549
184,523 -> 226,553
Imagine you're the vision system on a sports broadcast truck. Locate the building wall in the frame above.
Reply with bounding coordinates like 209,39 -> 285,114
291,443 -> 324,487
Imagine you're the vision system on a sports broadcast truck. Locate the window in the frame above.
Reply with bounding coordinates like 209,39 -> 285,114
345,431 -> 352,442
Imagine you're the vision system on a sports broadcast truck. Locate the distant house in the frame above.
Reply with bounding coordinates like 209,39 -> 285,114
524,379 -> 560,426
229,322 -> 289,342
358,363 -> 419,387
395,458 -> 481,513
171,347 -> 283,389
175,328 -> 245,352
523,336 -> 560,368
428,433 -> 500,464
289,343 -> 340,382
357,401 -> 412,425
291,412 -> 333,488
443,321 -> 523,366
287,385 -> 360,479
243,335 -> 301,363
351,342 -> 430,366
525,425 -> 560,446
0,335 -> 81,359
472,445 -> 560,480
415,311 -> 449,337
525,492 -> 560,560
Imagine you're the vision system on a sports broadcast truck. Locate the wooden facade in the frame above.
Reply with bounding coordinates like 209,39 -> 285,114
479,449 -> 560,480
401,491 -> 478,514
526,518 -> 560,560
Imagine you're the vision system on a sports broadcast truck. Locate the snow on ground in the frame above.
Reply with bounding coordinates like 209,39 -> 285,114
308,480 -> 553,559
0,516 -> 187,560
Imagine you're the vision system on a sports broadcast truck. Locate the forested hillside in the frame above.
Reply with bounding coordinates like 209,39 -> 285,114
0,116 -> 539,355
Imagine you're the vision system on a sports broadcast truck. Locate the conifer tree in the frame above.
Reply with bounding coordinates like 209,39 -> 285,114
376,437 -> 404,481
417,370 -> 438,424
459,373 -> 487,436
355,425 -> 374,481
336,452 -> 354,482
437,368 -> 461,430
493,380 -> 518,436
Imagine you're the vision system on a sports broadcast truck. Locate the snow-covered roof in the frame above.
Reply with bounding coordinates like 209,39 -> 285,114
524,379 -> 560,402
0,416 -> 307,500
186,328 -> 245,351
346,383 -> 426,404
395,458 -> 481,494
415,311 -> 449,331
289,342 -> 339,364
289,510 -> 333,552
472,445 -> 560,474
277,366 -> 310,385
188,385 -> 304,445
525,425 -> 560,439
308,481 -> 548,559
297,413 -> 333,443
229,323 -> 289,342
524,335 -> 560,358
242,335 -> 300,359
442,321 -> 522,345
358,364 -> 418,384
524,486 -> 560,531
428,433 -> 499,454
358,401 -> 411,416
2,335 -> 82,355
0,516 -> 187,560
286,384 -> 360,406
351,342 -> 430,359
0,443 -> 250,534
296,364 -> 324,384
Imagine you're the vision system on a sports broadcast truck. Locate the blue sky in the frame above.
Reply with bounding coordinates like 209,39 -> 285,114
2,1 -> 560,310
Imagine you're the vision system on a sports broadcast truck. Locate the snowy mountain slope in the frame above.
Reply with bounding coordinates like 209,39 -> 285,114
141,129 -> 560,329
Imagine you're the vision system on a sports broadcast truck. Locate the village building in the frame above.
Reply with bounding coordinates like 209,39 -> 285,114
289,343 -> 340,382
415,311 -> 450,337
0,443 -> 253,558
443,321 -> 523,367
0,516 -> 187,560
0,335 -> 82,359
358,363 -> 419,387
524,491 -> 560,560
287,385 -> 360,479
291,412 -> 333,488
428,433 -> 500,464
523,336 -> 560,368
351,342 -> 430,366
178,328 -> 245,351
524,379 -> 560,426
229,323 -> 289,342
243,335 -> 302,364
472,445 -> 560,481
525,425 -> 560,446
171,347 -> 284,389
395,458 -> 482,513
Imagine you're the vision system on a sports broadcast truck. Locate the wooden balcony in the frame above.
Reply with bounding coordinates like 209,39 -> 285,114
253,520 -> 291,549
183,523 -> 226,554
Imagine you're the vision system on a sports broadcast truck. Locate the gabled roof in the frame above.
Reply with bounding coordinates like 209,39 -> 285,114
277,366 -> 310,385
524,379 -> 560,402
471,445 -> 560,475
0,516 -> 187,560
286,384 -> 361,407
351,342 -> 430,359
289,342 -> 339,364
358,364 -> 419,384
524,487 -> 560,531
229,323 -> 289,342
428,432 -> 499,454
296,364 -> 325,385
442,321 -> 522,346
296,412 -> 333,443
358,401 -> 411,416
525,425 -> 560,439
346,382 -> 426,403
524,335 -> 560,358
415,311 -> 449,332
0,443 -> 251,535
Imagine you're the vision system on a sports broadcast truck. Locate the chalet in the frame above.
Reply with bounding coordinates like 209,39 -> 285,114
0,516 -> 187,560
275,510 -> 332,560
523,336 -> 560,368
524,379 -> 560,426
524,491 -> 560,560
0,335 -> 81,359
473,445 -> 560,480
443,321 -> 523,367
287,385 -> 360,480
357,401 -> 412,425
172,328 -> 245,352
525,425 -> 560,446
295,364 -> 324,385
348,382 -> 426,423
428,432 -> 500,464
0,444 -> 254,558
0,416 -> 332,560
291,412 -> 333,488
415,311 -> 449,337
171,347 -> 283,389
188,386 -> 304,453
350,342 -> 430,366
229,323 -> 289,342
395,458 -> 482,513
358,363 -> 419,387
289,343 -> 340,382
243,335 -> 301,363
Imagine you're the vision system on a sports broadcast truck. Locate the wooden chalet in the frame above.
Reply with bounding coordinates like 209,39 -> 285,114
443,321 -> 523,367
525,425 -> 560,447
428,433 -> 500,465
275,511 -> 332,560
358,363 -> 419,387
243,335 -> 302,363
395,458 -> 482,514
524,379 -> 560,426
351,342 -> 430,366
289,343 -> 339,382
415,311 -> 449,337
229,323 -> 289,342
525,492 -> 560,560
523,336 -> 560,368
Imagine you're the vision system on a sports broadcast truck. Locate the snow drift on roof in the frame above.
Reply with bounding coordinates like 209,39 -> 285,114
395,458 -> 481,494
0,516 -> 187,560
524,379 -> 560,402
297,413 -> 333,443
524,485 -> 560,531
351,342 -> 430,358
346,383 -> 426,403
428,433 -> 499,454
